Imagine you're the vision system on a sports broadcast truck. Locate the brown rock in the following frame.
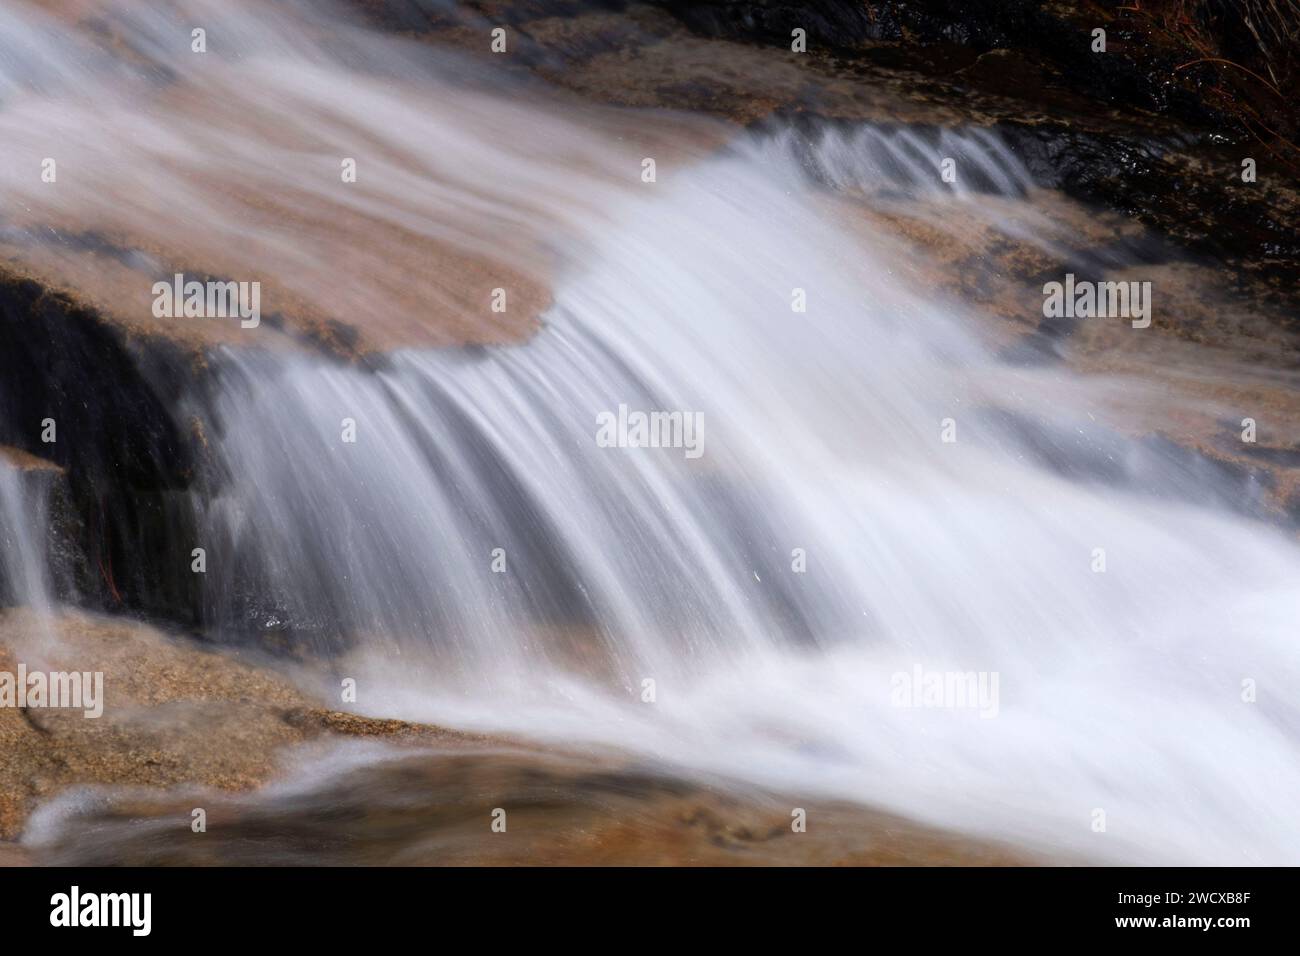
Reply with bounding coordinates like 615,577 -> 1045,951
0,607 -> 477,840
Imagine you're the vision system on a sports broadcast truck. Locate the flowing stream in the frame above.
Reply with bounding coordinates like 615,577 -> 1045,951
193,135 -> 1300,865
2,0 -> 1298,864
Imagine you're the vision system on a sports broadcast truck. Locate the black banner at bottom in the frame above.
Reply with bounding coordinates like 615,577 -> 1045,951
0,866 -> 1288,942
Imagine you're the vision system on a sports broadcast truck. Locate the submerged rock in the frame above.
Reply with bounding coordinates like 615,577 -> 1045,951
22,738 -> 1034,865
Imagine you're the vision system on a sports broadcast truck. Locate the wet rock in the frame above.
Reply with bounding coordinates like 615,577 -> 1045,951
347,2 -> 1300,319
651,1 -> 1296,145
0,607 -> 479,840
825,183 -> 1300,521
23,742 -> 1036,865
0,275 -> 205,622
996,123 -> 1300,321
282,708 -> 497,744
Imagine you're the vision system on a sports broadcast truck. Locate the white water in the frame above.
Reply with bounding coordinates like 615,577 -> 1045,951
192,131 -> 1300,864
3,0 -> 1299,864
0,462 -> 54,617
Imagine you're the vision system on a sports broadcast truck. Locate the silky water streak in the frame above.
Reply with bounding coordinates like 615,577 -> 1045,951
187,127 -> 1300,865
0,0 -> 1295,866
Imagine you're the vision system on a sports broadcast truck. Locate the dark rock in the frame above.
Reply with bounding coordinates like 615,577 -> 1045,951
0,275 -> 204,623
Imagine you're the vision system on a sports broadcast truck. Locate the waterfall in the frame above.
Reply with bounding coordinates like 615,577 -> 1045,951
2,0 -> 1298,865
0,460 -> 54,617
181,125 -> 1300,864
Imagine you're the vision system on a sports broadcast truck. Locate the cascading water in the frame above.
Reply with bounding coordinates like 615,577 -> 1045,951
2,0 -> 1298,865
0,461 -> 53,617
180,127 -> 1300,864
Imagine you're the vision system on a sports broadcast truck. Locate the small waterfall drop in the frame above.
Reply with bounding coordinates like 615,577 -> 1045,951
0,461 -> 54,616
183,124 -> 1300,864
0,0 -> 1296,866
